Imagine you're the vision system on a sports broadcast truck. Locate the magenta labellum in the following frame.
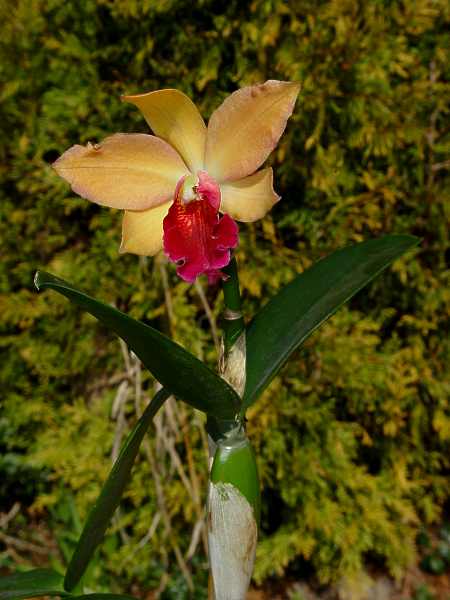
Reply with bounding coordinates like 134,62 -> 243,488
163,172 -> 239,283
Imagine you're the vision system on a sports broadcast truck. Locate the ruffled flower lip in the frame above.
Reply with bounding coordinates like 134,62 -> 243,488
163,172 -> 239,284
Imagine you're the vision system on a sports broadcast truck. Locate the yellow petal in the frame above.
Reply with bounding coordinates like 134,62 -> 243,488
119,201 -> 171,256
219,168 -> 280,222
53,133 -> 188,210
122,89 -> 206,173
205,80 -> 300,182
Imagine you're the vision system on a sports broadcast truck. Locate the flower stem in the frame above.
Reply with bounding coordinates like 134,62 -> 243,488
206,256 -> 258,600
222,257 -> 245,354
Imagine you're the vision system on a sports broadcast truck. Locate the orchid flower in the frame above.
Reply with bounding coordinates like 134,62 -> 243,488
53,80 -> 300,283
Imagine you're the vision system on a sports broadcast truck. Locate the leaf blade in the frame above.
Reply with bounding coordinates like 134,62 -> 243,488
243,235 -> 419,410
0,569 -> 66,599
63,388 -> 169,591
34,271 -> 240,419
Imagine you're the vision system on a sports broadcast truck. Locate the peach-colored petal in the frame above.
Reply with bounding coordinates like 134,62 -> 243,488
205,80 -> 300,182
120,201 -> 171,256
122,89 -> 206,173
219,168 -> 280,222
53,133 -> 188,210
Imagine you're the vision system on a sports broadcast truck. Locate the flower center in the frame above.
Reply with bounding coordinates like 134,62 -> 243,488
179,174 -> 199,205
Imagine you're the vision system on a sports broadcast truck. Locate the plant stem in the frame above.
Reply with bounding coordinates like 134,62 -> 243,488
222,257 -> 245,354
206,257 -> 258,600
206,256 -> 246,440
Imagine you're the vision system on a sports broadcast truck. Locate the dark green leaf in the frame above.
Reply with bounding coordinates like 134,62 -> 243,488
0,569 -> 66,599
64,388 -> 169,591
440,522 -> 450,544
437,541 -> 450,563
420,553 -> 446,575
34,271 -> 240,419
416,529 -> 431,548
243,235 -> 419,410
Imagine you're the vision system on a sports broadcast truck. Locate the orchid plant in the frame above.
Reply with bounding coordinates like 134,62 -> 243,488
0,81 -> 418,600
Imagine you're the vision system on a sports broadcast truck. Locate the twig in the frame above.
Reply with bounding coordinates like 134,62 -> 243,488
119,512 -> 162,570
186,517 -> 205,561
86,371 -> 131,393
164,396 -> 181,438
160,431 -> 194,498
0,531 -> 49,555
1,544 -> 27,565
144,437 -> 194,591
119,338 -> 132,376
158,257 -> 175,334
182,415 -> 208,554
155,571 -> 170,598
432,159 -> 450,172
0,502 -> 20,529
111,380 -> 129,420
111,377 -> 131,544
111,380 -> 130,463
133,352 -> 142,418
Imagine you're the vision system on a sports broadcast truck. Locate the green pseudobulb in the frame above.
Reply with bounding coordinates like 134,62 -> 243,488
210,431 -> 261,525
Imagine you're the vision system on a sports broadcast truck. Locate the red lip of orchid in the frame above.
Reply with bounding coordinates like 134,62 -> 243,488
163,172 -> 239,284
53,81 -> 300,282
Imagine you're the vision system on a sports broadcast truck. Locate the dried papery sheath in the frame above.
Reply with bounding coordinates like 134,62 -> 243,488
208,482 -> 257,600
219,330 -> 246,398
208,432 -> 260,600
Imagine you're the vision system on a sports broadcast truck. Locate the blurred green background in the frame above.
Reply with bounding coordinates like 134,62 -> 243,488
0,0 -> 449,598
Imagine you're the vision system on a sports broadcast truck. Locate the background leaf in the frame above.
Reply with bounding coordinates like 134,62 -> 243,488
63,388 -> 169,591
0,569 -> 66,599
243,235 -> 419,410
35,271 -> 240,420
